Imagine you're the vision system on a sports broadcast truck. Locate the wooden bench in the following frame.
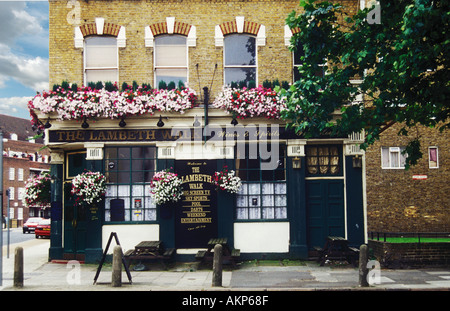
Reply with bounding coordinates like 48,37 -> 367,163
195,237 -> 240,267
124,241 -> 175,269
316,236 -> 359,266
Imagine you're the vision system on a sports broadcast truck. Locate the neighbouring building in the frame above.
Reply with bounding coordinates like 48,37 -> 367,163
0,114 -> 51,227
33,0 -> 367,263
366,123 -> 449,234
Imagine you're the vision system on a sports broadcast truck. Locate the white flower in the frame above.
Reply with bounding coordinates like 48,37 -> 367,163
71,171 -> 106,205
149,169 -> 183,205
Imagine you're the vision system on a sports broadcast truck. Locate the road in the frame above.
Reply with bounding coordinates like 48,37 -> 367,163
2,227 -> 37,247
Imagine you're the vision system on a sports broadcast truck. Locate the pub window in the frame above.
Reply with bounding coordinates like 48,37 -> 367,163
429,146 -> 439,169
306,145 -> 341,176
104,146 -> 157,222
235,144 -> 287,220
84,36 -> 118,84
381,147 -> 407,169
154,35 -> 188,88
224,34 -> 257,86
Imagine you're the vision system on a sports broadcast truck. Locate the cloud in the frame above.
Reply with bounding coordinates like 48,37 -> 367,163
0,2 -> 43,46
0,1 -> 49,93
0,96 -> 33,114
0,43 -> 49,92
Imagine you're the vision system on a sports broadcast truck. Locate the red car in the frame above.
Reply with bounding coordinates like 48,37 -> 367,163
35,219 -> 51,238
23,217 -> 44,233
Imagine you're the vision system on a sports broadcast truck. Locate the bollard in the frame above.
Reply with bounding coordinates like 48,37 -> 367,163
111,245 -> 122,287
358,244 -> 369,287
14,247 -> 24,288
212,244 -> 223,287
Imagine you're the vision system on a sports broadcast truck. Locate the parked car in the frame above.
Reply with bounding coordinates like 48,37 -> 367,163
23,217 -> 44,234
35,219 -> 51,238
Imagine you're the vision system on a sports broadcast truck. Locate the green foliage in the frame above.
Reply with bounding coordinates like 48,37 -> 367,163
167,81 -> 176,90
283,0 -> 449,166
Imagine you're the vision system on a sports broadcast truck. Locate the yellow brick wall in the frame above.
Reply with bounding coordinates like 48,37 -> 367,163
49,0 -> 358,98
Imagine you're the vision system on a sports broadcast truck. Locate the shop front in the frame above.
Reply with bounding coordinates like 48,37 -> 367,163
46,112 -> 366,263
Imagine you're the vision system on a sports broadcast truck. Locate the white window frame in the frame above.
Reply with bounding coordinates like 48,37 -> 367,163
381,147 -> 407,169
428,146 -> 439,169
223,34 -> 258,86
8,187 -> 14,200
18,168 -> 24,181
83,36 -> 119,85
9,168 -> 15,181
292,43 -> 326,83
18,187 -> 25,201
154,34 -> 189,88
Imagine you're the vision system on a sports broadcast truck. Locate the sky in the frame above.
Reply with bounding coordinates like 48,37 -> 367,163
0,0 -> 49,120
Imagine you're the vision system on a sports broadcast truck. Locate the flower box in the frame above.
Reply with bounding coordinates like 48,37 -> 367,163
212,85 -> 287,120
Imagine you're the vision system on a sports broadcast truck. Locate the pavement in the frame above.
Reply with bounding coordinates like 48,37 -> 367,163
1,230 -> 449,292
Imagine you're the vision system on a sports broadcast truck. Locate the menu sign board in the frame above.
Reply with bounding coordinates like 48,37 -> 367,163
175,160 -> 217,248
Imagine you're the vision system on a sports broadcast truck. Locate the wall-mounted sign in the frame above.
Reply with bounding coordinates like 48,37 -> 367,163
412,175 -> 427,180
48,126 -> 299,143
175,160 -> 217,248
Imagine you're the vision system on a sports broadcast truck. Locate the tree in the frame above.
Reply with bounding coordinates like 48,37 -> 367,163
282,0 -> 449,168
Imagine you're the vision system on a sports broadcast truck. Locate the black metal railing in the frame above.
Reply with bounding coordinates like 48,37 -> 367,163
369,232 -> 450,244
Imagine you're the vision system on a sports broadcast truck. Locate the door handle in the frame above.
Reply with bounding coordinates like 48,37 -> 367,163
72,219 -> 77,228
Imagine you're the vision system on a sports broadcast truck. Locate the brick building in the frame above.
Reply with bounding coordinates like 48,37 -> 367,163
366,123 -> 449,233
34,0 -> 367,263
0,114 -> 51,227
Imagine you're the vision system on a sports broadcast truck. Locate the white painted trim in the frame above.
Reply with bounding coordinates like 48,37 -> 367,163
74,26 -> 83,48
234,222 -> 290,253
256,24 -> 266,46
117,26 -> 126,47
95,17 -> 104,35
187,25 -> 197,47
284,25 -> 292,46
362,150 -> 368,243
166,16 -> 175,34
145,26 -> 154,47
215,25 -> 224,47
236,16 -> 245,33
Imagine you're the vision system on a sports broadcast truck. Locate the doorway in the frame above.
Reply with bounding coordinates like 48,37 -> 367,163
63,151 -> 88,261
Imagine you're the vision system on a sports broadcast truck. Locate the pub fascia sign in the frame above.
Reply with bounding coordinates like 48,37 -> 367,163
48,125 -> 296,143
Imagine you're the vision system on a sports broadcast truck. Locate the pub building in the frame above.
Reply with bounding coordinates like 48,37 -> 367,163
36,0 -> 366,263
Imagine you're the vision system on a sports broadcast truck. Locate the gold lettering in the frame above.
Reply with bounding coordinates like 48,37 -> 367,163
56,131 -> 65,141
128,131 -> 136,140
119,131 -> 127,140
98,131 -> 106,141
107,131 -> 117,141
146,130 -> 156,140
161,130 -> 173,140
66,131 -> 76,141
76,131 -> 84,141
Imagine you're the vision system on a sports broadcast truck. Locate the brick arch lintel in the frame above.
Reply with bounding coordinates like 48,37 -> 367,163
145,17 -> 197,47
74,17 -> 126,48
284,25 -> 301,46
215,16 -> 266,47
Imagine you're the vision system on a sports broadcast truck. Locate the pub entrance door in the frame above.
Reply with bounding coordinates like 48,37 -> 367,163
174,160 -> 217,248
306,179 -> 345,249
63,151 -> 88,261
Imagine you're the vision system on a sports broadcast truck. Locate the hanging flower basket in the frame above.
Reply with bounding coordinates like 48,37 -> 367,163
23,172 -> 51,207
71,171 -> 106,205
213,166 -> 242,194
212,85 -> 287,120
28,83 -> 197,130
149,169 -> 183,205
